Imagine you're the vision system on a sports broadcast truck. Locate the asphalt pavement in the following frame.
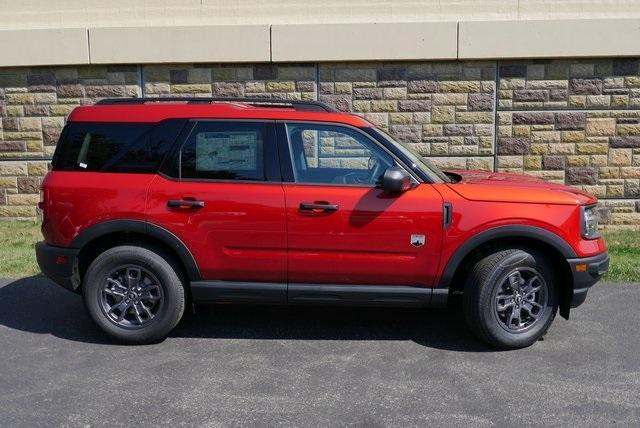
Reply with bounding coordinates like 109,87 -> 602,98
0,277 -> 638,426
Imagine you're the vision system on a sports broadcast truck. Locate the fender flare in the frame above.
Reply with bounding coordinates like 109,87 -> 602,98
437,225 -> 577,289
71,219 -> 201,281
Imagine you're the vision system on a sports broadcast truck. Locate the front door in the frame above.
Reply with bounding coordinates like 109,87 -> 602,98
146,120 -> 287,283
280,122 -> 443,287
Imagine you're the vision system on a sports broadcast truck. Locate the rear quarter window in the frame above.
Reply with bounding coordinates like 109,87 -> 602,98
52,120 -> 185,173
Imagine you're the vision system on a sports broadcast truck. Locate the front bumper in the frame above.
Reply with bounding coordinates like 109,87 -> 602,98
35,241 -> 80,292
566,252 -> 609,308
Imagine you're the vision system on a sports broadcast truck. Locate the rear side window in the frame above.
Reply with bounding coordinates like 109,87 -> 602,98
179,121 -> 268,181
52,120 -> 185,173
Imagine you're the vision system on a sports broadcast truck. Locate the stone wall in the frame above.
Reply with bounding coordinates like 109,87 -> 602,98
495,59 -> 640,226
142,64 -> 316,100
1,59 -> 639,226
319,62 -> 496,172
497,111 -> 640,196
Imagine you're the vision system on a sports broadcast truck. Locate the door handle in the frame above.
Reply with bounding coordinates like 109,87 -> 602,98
299,202 -> 339,213
167,199 -> 205,209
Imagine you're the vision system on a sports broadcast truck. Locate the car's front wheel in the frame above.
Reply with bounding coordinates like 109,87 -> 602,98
463,248 -> 558,350
83,245 -> 185,344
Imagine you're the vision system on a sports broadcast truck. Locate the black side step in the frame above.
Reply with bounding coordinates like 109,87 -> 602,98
288,284 -> 431,307
191,281 -> 448,308
191,281 -> 286,304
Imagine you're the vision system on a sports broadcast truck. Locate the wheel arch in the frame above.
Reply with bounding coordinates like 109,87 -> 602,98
439,225 -> 575,318
72,220 -> 201,286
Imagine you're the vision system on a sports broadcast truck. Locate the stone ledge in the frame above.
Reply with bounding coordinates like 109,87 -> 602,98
459,19 -> 640,59
2,19 -> 640,66
0,28 -> 88,67
272,22 -> 458,62
89,25 -> 271,64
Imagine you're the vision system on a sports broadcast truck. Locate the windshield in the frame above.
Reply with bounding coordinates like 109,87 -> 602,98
367,128 -> 450,183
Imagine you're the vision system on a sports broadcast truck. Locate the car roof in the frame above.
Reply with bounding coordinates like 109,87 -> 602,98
67,101 -> 372,128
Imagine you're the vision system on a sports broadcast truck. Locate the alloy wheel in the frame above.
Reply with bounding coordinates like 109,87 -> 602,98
493,268 -> 548,333
99,265 -> 164,329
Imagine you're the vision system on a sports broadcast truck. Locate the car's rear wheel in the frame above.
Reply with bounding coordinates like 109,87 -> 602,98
463,248 -> 558,350
83,245 -> 185,344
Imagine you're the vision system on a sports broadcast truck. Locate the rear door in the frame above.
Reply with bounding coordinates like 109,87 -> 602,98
279,121 -> 444,287
146,120 -> 287,283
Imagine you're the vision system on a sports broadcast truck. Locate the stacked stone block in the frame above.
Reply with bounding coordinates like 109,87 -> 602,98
498,59 -> 640,110
497,110 -> 640,196
143,64 -> 316,100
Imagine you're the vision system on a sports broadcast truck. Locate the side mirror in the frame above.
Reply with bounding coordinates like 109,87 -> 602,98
381,167 -> 412,193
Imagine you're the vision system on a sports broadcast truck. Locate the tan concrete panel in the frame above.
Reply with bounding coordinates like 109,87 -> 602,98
89,25 -> 270,64
5,1 -> 640,29
518,0 -> 640,20
459,19 -> 640,59
0,28 -> 88,66
272,22 -> 457,62
0,0 -> 516,29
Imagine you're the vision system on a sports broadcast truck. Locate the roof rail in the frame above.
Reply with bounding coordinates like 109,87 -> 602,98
94,97 -> 337,112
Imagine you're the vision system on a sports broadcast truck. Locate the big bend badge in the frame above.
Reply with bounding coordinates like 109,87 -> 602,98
410,234 -> 426,248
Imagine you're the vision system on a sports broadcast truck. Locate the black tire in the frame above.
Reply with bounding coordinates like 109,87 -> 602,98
463,248 -> 558,350
83,245 -> 185,344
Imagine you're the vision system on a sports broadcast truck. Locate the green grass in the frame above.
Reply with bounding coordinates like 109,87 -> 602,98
0,220 -> 638,282
0,220 -> 41,278
601,229 -> 640,283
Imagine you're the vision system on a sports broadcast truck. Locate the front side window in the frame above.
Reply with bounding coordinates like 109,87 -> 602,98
180,121 -> 267,181
285,123 -> 394,185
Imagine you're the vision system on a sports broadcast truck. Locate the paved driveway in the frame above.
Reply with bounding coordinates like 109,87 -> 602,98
0,277 -> 638,426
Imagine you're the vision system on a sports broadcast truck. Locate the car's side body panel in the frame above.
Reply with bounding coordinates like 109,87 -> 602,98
40,171 -> 153,247
431,183 -> 606,262
282,183 -> 444,287
145,175 -> 288,283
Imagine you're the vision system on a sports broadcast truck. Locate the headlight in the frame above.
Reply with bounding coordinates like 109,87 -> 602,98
581,205 -> 599,239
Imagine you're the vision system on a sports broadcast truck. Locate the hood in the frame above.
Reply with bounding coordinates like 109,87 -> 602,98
444,169 -> 597,205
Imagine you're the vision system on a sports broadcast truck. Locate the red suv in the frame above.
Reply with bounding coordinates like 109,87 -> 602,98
36,97 -> 609,349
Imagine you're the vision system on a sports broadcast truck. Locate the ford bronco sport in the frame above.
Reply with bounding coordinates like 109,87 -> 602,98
36,97 -> 609,349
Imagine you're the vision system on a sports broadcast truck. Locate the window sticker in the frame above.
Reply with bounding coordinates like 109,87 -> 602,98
195,132 -> 258,171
